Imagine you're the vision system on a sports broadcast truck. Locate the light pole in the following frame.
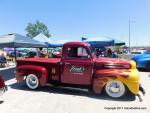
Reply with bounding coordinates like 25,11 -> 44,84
128,19 -> 135,53
129,20 -> 131,53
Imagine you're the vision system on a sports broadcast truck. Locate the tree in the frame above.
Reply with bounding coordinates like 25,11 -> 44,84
25,20 -> 51,38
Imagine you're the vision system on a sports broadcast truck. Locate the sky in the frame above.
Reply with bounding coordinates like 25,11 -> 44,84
0,0 -> 150,46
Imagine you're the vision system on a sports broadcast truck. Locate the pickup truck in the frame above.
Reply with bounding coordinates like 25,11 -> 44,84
0,75 -> 7,96
16,42 -> 144,98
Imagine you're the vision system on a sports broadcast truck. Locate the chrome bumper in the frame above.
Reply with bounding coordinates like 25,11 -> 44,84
0,85 -> 8,96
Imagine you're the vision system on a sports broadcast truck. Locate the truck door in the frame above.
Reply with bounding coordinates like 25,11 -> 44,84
61,46 -> 93,85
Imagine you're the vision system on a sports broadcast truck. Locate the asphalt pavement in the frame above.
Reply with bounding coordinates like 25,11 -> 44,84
0,67 -> 150,113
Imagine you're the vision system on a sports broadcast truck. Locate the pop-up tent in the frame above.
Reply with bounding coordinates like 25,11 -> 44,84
48,39 -> 75,47
84,37 -> 115,47
0,33 -> 46,48
33,33 -> 51,45
83,37 -> 125,47
33,33 -> 69,47
113,39 -> 125,46
0,33 -> 46,59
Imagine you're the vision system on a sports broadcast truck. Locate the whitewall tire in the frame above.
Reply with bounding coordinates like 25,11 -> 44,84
105,80 -> 126,98
26,74 -> 39,89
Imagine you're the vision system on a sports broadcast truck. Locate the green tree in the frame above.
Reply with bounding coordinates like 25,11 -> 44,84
25,20 -> 51,38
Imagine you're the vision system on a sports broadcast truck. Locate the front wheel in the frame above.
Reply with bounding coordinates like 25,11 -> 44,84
105,80 -> 126,98
26,74 -> 39,89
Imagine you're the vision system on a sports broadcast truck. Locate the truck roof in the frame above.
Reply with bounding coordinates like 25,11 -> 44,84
17,58 -> 61,63
64,42 -> 90,47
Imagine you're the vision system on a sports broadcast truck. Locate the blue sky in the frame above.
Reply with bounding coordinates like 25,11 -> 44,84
0,0 -> 150,46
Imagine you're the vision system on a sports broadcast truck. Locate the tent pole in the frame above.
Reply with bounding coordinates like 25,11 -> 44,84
14,47 -> 17,61
47,48 -> 49,58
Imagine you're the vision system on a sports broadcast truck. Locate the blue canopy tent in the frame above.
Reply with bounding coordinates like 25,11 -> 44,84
48,40 -> 64,47
82,37 -> 125,47
83,37 -> 115,47
48,39 -> 77,47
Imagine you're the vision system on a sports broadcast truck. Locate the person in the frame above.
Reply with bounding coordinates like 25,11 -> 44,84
38,47 -> 45,57
107,48 -> 112,57
0,53 -> 7,68
112,51 -> 118,58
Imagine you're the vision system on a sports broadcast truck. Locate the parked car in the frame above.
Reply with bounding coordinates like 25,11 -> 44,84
25,51 -> 39,58
0,75 -> 7,96
8,51 -> 26,57
132,50 -> 150,71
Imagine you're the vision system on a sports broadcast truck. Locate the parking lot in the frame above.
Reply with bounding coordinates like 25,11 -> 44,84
0,67 -> 150,113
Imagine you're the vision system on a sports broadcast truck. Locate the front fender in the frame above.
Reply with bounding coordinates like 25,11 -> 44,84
93,69 -> 140,95
16,65 -> 48,86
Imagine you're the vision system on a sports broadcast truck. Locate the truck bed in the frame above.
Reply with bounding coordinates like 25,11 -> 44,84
17,57 -> 61,81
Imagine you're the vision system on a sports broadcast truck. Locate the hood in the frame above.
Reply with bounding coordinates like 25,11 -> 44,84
93,57 -> 133,69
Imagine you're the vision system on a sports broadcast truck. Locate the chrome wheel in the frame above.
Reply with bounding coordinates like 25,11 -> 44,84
26,74 -> 39,89
105,80 -> 126,98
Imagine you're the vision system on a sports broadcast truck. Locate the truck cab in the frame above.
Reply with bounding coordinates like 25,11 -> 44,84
16,42 -> 143,98
61,42 -> 93,85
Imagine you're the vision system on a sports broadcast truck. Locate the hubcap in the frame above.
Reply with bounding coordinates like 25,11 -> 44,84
105,80 -> 125,98
26,74 -> 39,89
108,82 -> 120,93
28,76 -> 37,87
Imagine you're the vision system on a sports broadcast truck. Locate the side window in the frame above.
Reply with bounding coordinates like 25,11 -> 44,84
77,47 -> 89,58
67,47 -> 89,58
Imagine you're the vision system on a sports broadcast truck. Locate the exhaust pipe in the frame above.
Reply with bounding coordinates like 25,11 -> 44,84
139,84 -> 145,95
136,84 -> 145,102
137,94 -> 143,102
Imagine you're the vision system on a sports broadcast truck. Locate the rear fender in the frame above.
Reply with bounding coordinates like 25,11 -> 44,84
16,65 -> 48,86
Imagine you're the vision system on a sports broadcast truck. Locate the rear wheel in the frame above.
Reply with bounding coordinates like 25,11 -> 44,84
105,80 -> 126,98
26,74 -> 39,89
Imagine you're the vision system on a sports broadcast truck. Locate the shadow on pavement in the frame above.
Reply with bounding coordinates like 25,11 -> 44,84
10,82 -> 136,102
0,67 -> 16,81
0,100 -> 4,104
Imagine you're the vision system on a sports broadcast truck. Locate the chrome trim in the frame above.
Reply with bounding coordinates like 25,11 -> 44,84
103,64 -> 130,69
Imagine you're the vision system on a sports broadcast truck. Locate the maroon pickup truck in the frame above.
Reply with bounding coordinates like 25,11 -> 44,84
0,75 -> 7,96
16,42 -> 144,99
